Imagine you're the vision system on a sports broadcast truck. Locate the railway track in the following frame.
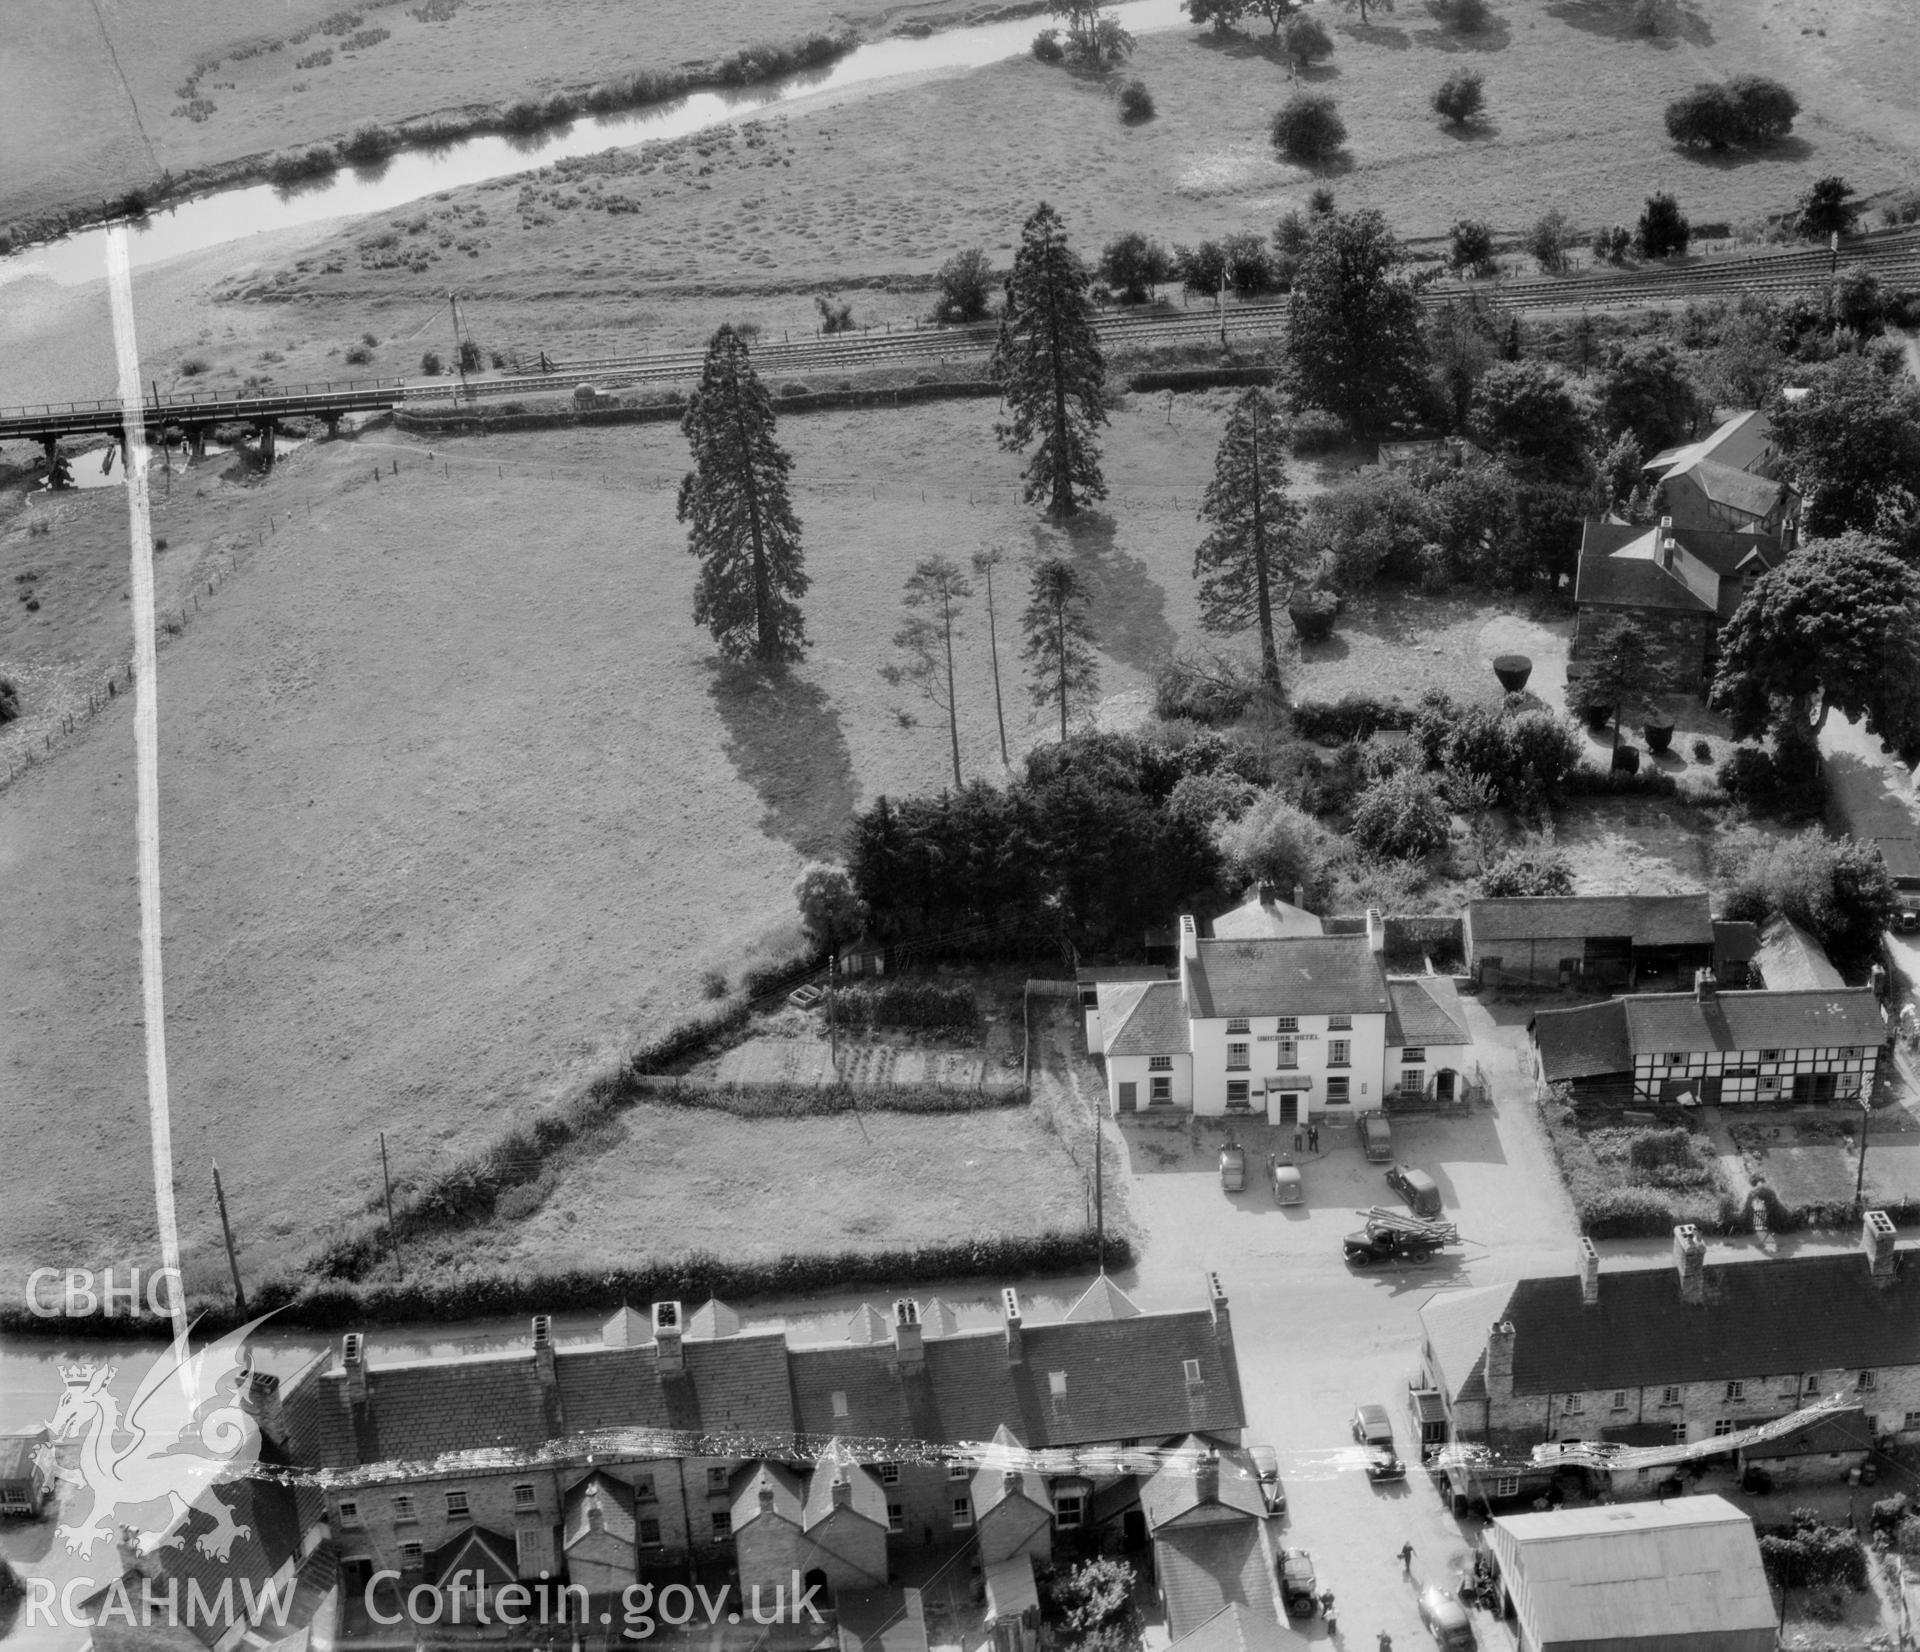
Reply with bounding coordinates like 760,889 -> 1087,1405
430,227 -> 1920,403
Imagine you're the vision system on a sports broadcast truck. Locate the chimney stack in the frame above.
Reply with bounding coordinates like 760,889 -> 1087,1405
1002,1287 -> 1024,1365
1863,1208 -> 1899,1284
1694,968 -> 1717,1002
1001,1470 -> 1024,1500
1673,1224 -> 1707,1305
1577,1237 -> 1601,1306
1659,516 -> 1677,572
1366,909 -> 1385,954
1206,1270 -> 1230,1353
653,1301 -> 684,1375
1194,1450 -> 1220,1507
758,1475 -> 776,1512
1293,883 -> 1306,912
532,1314 -> 562,1431
1258,881 -> 1276,907
342,1333 -> 368,1404
892,1298 -> 924,1367
830,1473 -> 853,1510
1484,1321 -> 1515,1401
1179,915 -> 1199,963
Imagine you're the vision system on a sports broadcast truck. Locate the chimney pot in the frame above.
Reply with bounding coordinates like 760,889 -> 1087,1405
1194,1450 -> 1220,1506
893,1297 -> 925,1366
1694,968 -> 1716,1001
1673,1224 -> 1707,1305
653,1301 -> 685,1375
1864,1208 -> 1899,1283
1002,1287 -> 1024,1364
1578,1237 -> 1601,1306
830,1474 -> 853,1509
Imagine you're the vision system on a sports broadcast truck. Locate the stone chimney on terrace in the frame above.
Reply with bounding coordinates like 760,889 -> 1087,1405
1484,1321 -> 1515,1402
1863,1208 -> 1899,1285
1207,1270 -> 1230,1356
532,1314 -> 563,1433
1002,1287 -> 1024,1365
1179,915 -> 1200,964
1366,909 -> 1385,954
1673,1224 -> 1708,1305
1193,1450 -> 1220,1507
653,1300 -> 685,1375
1659,516 -> 1678,572
1577,1237 -> 1601,1307
830,1472 -> 853,1510
892,1298 -> 924,1367
342,1333 -> 368,1404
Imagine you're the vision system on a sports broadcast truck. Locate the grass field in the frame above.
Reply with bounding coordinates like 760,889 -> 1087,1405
0,0 -> 986,233
250,0 -> 1920,344
0,390 -> 1345,1287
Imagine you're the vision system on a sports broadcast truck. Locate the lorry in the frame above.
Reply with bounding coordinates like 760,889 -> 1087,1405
1344,1207 -> 1461,1266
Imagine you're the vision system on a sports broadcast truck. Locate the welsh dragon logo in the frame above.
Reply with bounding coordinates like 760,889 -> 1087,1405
48,1316 -> 274,1562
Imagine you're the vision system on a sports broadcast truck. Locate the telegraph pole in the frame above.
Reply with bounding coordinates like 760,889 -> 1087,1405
211,1161 -> 247,1312
1854,1094 -> 1873,1214
380,1132 -> 404,1279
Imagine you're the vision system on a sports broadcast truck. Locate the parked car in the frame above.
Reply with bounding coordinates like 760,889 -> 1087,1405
1358,1111 -> 1393,1162
1248,1444 -> 1286,1514
1417,1584 -> 1475,1650
1220,1141 -> 1247,1192
1267,1152 -> 1302,1205
1352,1403 -> 1395,1450
1386,1163 -> 1443,1217
1365,1447 -> 1407,1483
1277,1547 -> 1318,1615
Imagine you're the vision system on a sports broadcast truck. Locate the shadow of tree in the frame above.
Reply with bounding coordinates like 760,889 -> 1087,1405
707,660 -> 860,859
1337,20 -> 1412,49
1029,512 -> 1178,674
1677,134 -> 1816,171
1543,0 -> 1711,47
1410,17 -> 1514,51
1440,116 -> 1501,141
1190,27 -> 1343,77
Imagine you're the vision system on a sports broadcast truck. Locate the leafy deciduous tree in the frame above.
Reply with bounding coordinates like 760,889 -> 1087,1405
1524,208 -> 1572,274
1194,389 -> 1308,690
678,325 -> 809,662
1709,532 -> 1920,760
794,863 -> 869,952
1332,0 -> 1394,22
931,248 -> 995,323
1351,768 -> 1451,860
1573,616 -> 1653,756
1432,68 -> 1485,126
1799,175 -> 1860,240
1769,355 -> 1920,542
1721,829 -> 1899,968
1594,338 -> 1700,456
1469,359 -> 1595,484
1270,93 -> 1347,166
992,203 -> 1109,517
1280,11 -> 1334,64
1186,0 -> 1246,32
1448,218 -> 1495,275
1022,557 -> 1101,742
1284,208 -> 1430,435
881,556 -> 975,788
1636,192 -> 1690,259
1100,232 -> 1173,302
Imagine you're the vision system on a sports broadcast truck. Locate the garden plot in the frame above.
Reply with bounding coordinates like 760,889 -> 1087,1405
714,1037 -> 995,1089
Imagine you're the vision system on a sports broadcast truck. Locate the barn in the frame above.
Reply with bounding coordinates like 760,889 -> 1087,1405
1485,1496 -> 1775,1652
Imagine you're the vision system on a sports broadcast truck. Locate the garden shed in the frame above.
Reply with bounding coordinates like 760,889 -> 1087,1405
1485,1497 -> 1774,1652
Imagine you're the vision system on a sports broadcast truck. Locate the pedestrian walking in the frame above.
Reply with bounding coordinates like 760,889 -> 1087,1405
1294,1125 -> 1305,1154
1398,1541 -> 1415,1572
1377,1634 -> 1392,1652
1308,1123 -> 1320,1153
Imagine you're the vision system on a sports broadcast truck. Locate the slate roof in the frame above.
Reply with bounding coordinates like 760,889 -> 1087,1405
564,1471 -> 637,1548
1691,459 -> 1788,521
1018,1311 -> 1243,1448
1468,894 -> 1713,947
972,1461 -> 1052,1519
1575,526 -> 1715,614
1153,1520 -> 1283,1643
1167,1603 -> 1292,1652
1209,891 -> 1324,941
1531,1002 -> 1633,1083
1385,977 -> 1471,1048
804,1443 -> 889,1528
733,1463 -> 806,1529
1752,917 -> 1845,992
1434,1250 -> 1920,1395
429,1525 -> 517,1588
1645,411 -> 1772,480
1064,1276 -> 1143,1322
285,1329 -> 796,1468
1186,935 -> 1392,1020
1623,988 -> 1884,1055
1102,980 -> 1190,1058
1745,1406 -> 1874,1460
1713,920 -> 1762,966
788,1331 -> 1018,1449
1418,1285 -> 1506,1409
0,1435 -> 40,1481
1141,1438 -> 1267,1529
1488,1497 -> 1774,1643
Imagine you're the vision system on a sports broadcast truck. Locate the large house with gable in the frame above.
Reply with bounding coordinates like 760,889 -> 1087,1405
1642,410 -> 1797,540
256,1275 -> 1247,1629
1093,911 -> 1472,1126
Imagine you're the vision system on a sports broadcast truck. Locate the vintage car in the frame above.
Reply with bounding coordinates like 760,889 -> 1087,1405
1220,1141 -> 1248,1192
1386,1163 -> 1443,1217
1358,1111 -> 1394,1162
1267,1152 -> 1303,1205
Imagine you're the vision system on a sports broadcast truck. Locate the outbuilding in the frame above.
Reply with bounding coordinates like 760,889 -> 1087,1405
1485,1496 -> 1774,1652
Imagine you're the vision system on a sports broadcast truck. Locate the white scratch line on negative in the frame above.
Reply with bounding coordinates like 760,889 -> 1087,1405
104,225 -> 188,1353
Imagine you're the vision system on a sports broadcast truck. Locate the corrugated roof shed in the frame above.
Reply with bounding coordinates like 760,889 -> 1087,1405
1488,1496 -> 1774,1648
1187,935 -> 1392,1019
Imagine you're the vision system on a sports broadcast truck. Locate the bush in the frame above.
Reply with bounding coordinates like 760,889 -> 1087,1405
1031,26 -> 1065,61
1691,738 -> 1712,763
1728,74 -> 1799,142
1480,841 -> 1574,897
1627,1127 -> 1699,1173
1118,78 -> 1155,123
1292,694 -> 1413,742
0,675 -> 20,725
815,294 -> 855,334
699,967 -> 729,999
1288,409 -> 1349,455
1592,225 -> 1633,264
1271,94 -> 1346,166
267,145 -> 337,187
1279,13 -> 1333,68
420,350 -> 443,374
1153,650 -> 1260,725
1351,769 -> 1451,860
1582,1185 -> 1681,1238
1432,69 -> 1485,127
1222,231 -> 1274,295
1666,77 -> 1797,149
1428,0 -> 1490,29
1525,208 -> 1572,274
1720,828 -> 1899,967
344,342 -> 373,365
931,248 -> 994,323
1449,218 -> 1495,276
1215,791 -> 1343,908
339,122 -> 396,163
1099,233 -> 1174,304
1637,192 -> 1691,259
1287,589 -> 1340,643
1175,239 -> 1227,296
838,981 -> 980,1035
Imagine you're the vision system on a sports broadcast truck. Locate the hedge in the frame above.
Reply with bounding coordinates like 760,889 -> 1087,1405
638,1079 -> 1023,1115
837,981 -> 980,1034
0,1230 -> 1134,1339
1290,694 -> 1416,742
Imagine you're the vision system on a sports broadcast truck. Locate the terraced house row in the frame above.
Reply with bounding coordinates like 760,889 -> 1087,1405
235,1276 -> 1250,1630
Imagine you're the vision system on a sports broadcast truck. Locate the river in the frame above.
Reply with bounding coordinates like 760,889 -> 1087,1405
0,0 -> 1190,293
